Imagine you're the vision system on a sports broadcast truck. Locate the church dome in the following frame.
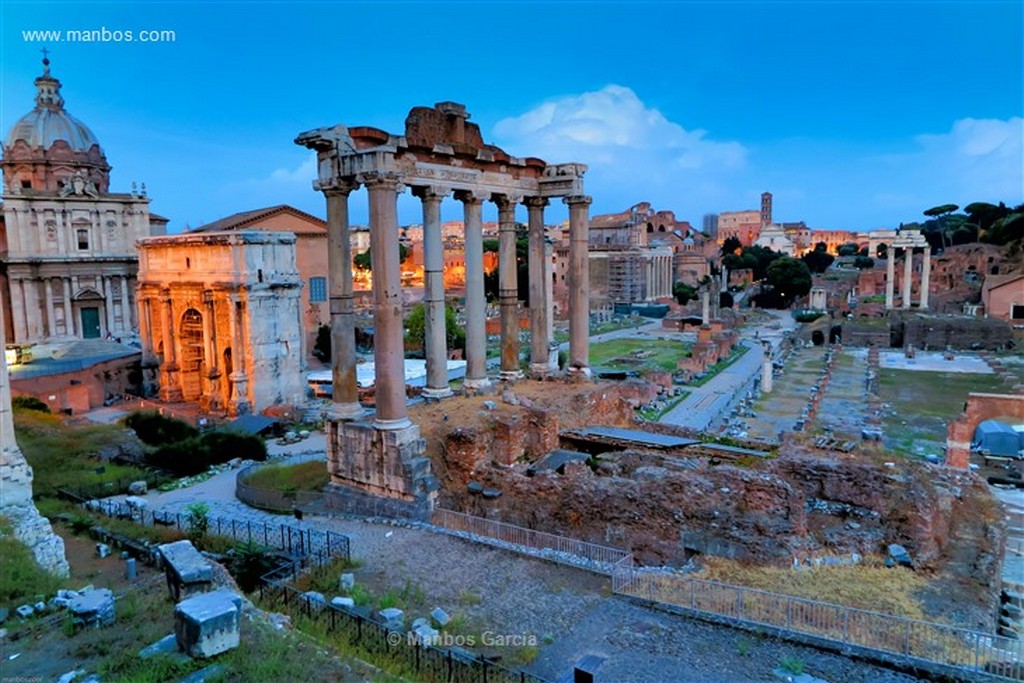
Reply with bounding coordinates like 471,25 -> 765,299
5,59 -> 101,152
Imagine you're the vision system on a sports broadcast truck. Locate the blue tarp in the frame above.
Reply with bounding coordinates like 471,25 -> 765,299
972,420 -> 1023,457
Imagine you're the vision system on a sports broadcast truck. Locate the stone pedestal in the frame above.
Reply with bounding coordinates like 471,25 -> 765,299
324,419 -> 437,519
175,590 -> 242,658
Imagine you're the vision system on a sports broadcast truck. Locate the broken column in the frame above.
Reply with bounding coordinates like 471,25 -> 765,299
496,193 -> 522,381
565,195 -> 592,377
0,297 -> 68,577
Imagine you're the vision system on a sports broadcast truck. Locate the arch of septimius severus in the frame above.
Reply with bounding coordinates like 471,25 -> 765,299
296,102 -> 591,516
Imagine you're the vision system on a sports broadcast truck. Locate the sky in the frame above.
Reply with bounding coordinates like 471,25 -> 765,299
1,1 -> 1021,234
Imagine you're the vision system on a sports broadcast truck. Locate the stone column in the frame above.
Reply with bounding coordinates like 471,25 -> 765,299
413,186 -> 452,399
159,294 -> 183,401
62,278 -> 73,338
43,278 -> 56,339
103,276 -> 116,336
565,195 -> 592,376
902,249 -> 913,309
322,181 -> 364,419
457,190 -> 489,391
702,288 -> 710,325
526,197 -> 550,374
24,280 -> 40,341
364,171 -> 411,430
544,238 -> 557,369
885,250 -> 895,310
138,296 -> 155,364
761,345 -> 773,393
10,279 -> 27,342
120,275 -> 132,333
496,194 -> 522,381
228,295 -> 250,415
919,246 -> 931,310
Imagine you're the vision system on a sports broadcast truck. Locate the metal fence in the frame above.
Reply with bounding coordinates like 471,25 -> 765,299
258,578 -> 549,683
431,508 -> 631,574
77,497 -> 349,562
235,461 -> 324,514
613,564 -> 1024,679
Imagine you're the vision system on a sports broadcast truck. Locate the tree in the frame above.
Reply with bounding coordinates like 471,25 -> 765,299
853,255 -> 875,269
801,249 -> 835,274
719,291 -> 734,309
313,323 -> 331,362
814,241 -> 828,253
923,204 -> 960,249
404,302 -> 465,355
766,257 -> 812,307
673,282 -> 698,305
720,236 -> 742,255
837,243 -> 859,257
353,244 -> 410,271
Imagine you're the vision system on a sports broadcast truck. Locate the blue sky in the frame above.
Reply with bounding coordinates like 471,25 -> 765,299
2,1 -> 1021,233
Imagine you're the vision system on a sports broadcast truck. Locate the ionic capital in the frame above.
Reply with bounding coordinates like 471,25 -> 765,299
564,195 -> 592,207
316,177 -> 360,197
357,171 -> 406,194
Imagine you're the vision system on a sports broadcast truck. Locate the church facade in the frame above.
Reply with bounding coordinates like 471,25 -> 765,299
0,57 -> 166,345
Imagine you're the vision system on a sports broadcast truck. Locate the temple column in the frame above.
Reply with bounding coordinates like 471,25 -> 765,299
25,280 -> 41,342
322,181 -> 364,419
496,194 -> 522,381
120,275 -> 132,333
884,249 -> 895,310
919,246 -> 931,310
565,195 -> 592,376
457,190 -> 489,391
138,296 -> 155,364
61,278 -> 73,337
544,238 -> 557,367
526,197 -> 550,374
228,295 -> 250,415
10,279 -> 27,342
159,293 -> 183,401
43,278 -> 56,339
364,171 -> 411,430
414,186 -> 452,399
902,248 -> 913,309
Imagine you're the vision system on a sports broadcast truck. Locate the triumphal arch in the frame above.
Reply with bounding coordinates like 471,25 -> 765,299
296,102 -> 590,517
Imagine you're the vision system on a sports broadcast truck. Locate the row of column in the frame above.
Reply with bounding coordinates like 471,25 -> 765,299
139,293 -> 250,414
320,172 -> 591,432
646,254 -> 672,300
7,274 -> 133,342
884,245 -> 931,310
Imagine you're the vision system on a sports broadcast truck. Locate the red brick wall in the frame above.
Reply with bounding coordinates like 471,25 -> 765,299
946,393 -> 1024,468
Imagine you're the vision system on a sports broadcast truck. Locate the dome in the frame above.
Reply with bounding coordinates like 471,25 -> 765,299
6,107 -> 101,152
3,58 -> 102,153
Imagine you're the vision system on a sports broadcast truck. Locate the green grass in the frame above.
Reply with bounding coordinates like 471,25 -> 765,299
13,408 -> 159,499
589,338 -> 690,373
639,391 -> 690,421
590,315 -> 645,336
0,520 -> 63,607
243,461 -> 330,494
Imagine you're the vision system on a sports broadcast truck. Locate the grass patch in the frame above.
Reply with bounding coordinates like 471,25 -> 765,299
13,408 -> 158,499
590,338 -> 690,373
244,461 -> 330,494
0,523 -> 63,606
639,390 -> 690,421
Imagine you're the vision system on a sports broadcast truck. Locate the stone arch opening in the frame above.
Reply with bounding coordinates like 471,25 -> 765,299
829,325 -> 842,344
811,330 -> 825,346
223,347 -> 233,400
178,308 -> 204,401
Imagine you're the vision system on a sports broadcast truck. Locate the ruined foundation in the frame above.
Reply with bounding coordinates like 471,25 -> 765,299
322,419 -> 438,520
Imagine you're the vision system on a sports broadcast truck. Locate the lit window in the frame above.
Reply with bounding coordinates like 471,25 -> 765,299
77,229 -> 89,250
309,276 -> 327,303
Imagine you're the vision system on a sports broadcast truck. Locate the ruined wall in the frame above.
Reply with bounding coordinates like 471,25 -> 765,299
947,393 -> 1024,468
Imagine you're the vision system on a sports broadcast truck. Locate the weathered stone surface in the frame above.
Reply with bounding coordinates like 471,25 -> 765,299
174,589 -> 242,658
331,596 -> 355,608
339,573 -> 355,591
180,664 -> 226,683
69,588 -> 115,627
128,480 -> 148,495
159,540 -> 213,588
139,633 -> 186,660
430,607 -> 450,626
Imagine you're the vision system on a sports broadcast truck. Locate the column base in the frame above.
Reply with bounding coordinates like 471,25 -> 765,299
529,362 -> 550,377
373,415 -> 413,431
463,377 -> 492,394
567,366 -> 592,380
329,401 -> 366,421
499,369 -> 523,382
422,386 -> 453,400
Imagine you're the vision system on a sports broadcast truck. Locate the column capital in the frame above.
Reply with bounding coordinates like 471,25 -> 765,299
357,171 -> 405,193
493,193 -> 524,210
411,185 -> 451,202
524,196 -> 549,209
454,189 -> 489,205
316,177 -> 360,196
563,195 -> 592,207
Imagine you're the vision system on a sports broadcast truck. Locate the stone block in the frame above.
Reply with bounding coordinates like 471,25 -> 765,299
16,604 -> 34,619
138,633 -> 188,661
69,588 -> 115,627
331,596 -> 355,609
96,543 -> 111,558
159,540 -> 213,599
128,480 -> 148,495
302,591 -> 326,610
379,607 -> 404,630
339,573 -> 355,591
174,589 -> 242,659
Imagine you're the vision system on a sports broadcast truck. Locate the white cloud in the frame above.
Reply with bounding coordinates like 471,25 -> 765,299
492,86 -> 747,215
265,155 -> 317,183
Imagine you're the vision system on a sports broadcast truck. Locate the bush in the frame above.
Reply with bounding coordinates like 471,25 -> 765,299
202,430 -> 268,464
11,396 -> 50,413
145,429 -> 267,476
124,411 -> 198,446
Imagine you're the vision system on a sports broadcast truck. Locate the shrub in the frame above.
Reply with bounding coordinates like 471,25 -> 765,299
11,396 -> 50,413
124,411 -> 198,446
202,430 -> 267,464
146,435 -> 209,476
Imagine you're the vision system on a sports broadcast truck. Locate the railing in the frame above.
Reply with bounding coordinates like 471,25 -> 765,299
431,508 -> 631,575
613,566 -> 1024,679
235,458 -> 326,514
78,497 -> 349,562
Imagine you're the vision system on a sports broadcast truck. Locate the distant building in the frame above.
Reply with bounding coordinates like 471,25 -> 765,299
717,210 -> 761,247
1,58 -> 166,344
702,213 -> 719,238
982,274 -> 1024,324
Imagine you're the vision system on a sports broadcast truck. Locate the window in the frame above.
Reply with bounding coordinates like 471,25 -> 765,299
77,229 -> 89,250
309,276 -> 327,303
1012,304 -> 1024,320
20,180 -> 31,189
